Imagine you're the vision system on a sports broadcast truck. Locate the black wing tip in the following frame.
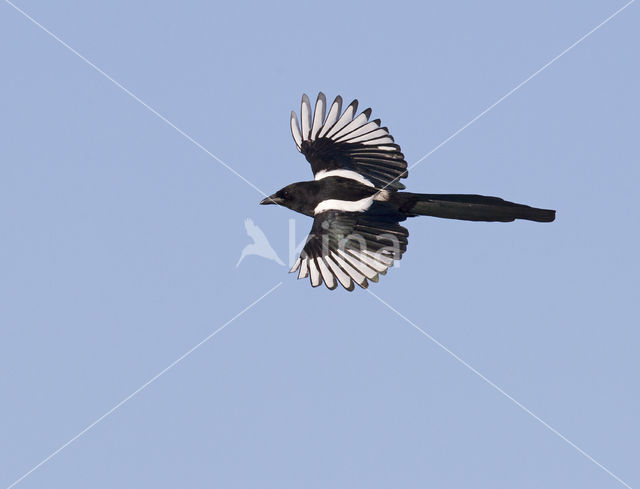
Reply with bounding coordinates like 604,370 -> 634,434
324,280 -> 338,291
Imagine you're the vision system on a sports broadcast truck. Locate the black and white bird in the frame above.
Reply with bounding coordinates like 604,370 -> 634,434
261,93 -> 555,291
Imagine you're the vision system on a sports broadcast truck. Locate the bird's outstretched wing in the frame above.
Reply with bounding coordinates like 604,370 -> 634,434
289,208 -> 409,291
290,93 -> 408,190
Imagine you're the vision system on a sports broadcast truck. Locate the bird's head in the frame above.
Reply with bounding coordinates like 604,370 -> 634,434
260,182 -> 313,215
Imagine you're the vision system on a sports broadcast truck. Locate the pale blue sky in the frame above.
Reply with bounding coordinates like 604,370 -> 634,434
1,1 -> 639,488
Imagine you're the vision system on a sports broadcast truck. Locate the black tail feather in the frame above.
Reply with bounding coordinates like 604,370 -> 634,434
398,193 -> 555,223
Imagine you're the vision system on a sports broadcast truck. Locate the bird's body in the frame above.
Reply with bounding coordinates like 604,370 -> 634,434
264,176 -> 388,217
261,93 -> 555,290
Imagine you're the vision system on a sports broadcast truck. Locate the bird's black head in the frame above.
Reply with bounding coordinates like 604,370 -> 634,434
260,182 -> 315,216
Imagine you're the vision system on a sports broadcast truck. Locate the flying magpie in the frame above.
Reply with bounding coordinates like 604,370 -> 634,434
260,93 -> 555,291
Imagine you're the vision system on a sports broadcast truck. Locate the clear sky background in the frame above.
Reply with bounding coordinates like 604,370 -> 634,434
1,1 -> 639,488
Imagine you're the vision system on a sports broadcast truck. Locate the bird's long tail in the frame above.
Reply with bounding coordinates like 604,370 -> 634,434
397,193 -> 555,223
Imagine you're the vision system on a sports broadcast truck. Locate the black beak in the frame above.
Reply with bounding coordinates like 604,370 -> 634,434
260,194 -> 283,205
